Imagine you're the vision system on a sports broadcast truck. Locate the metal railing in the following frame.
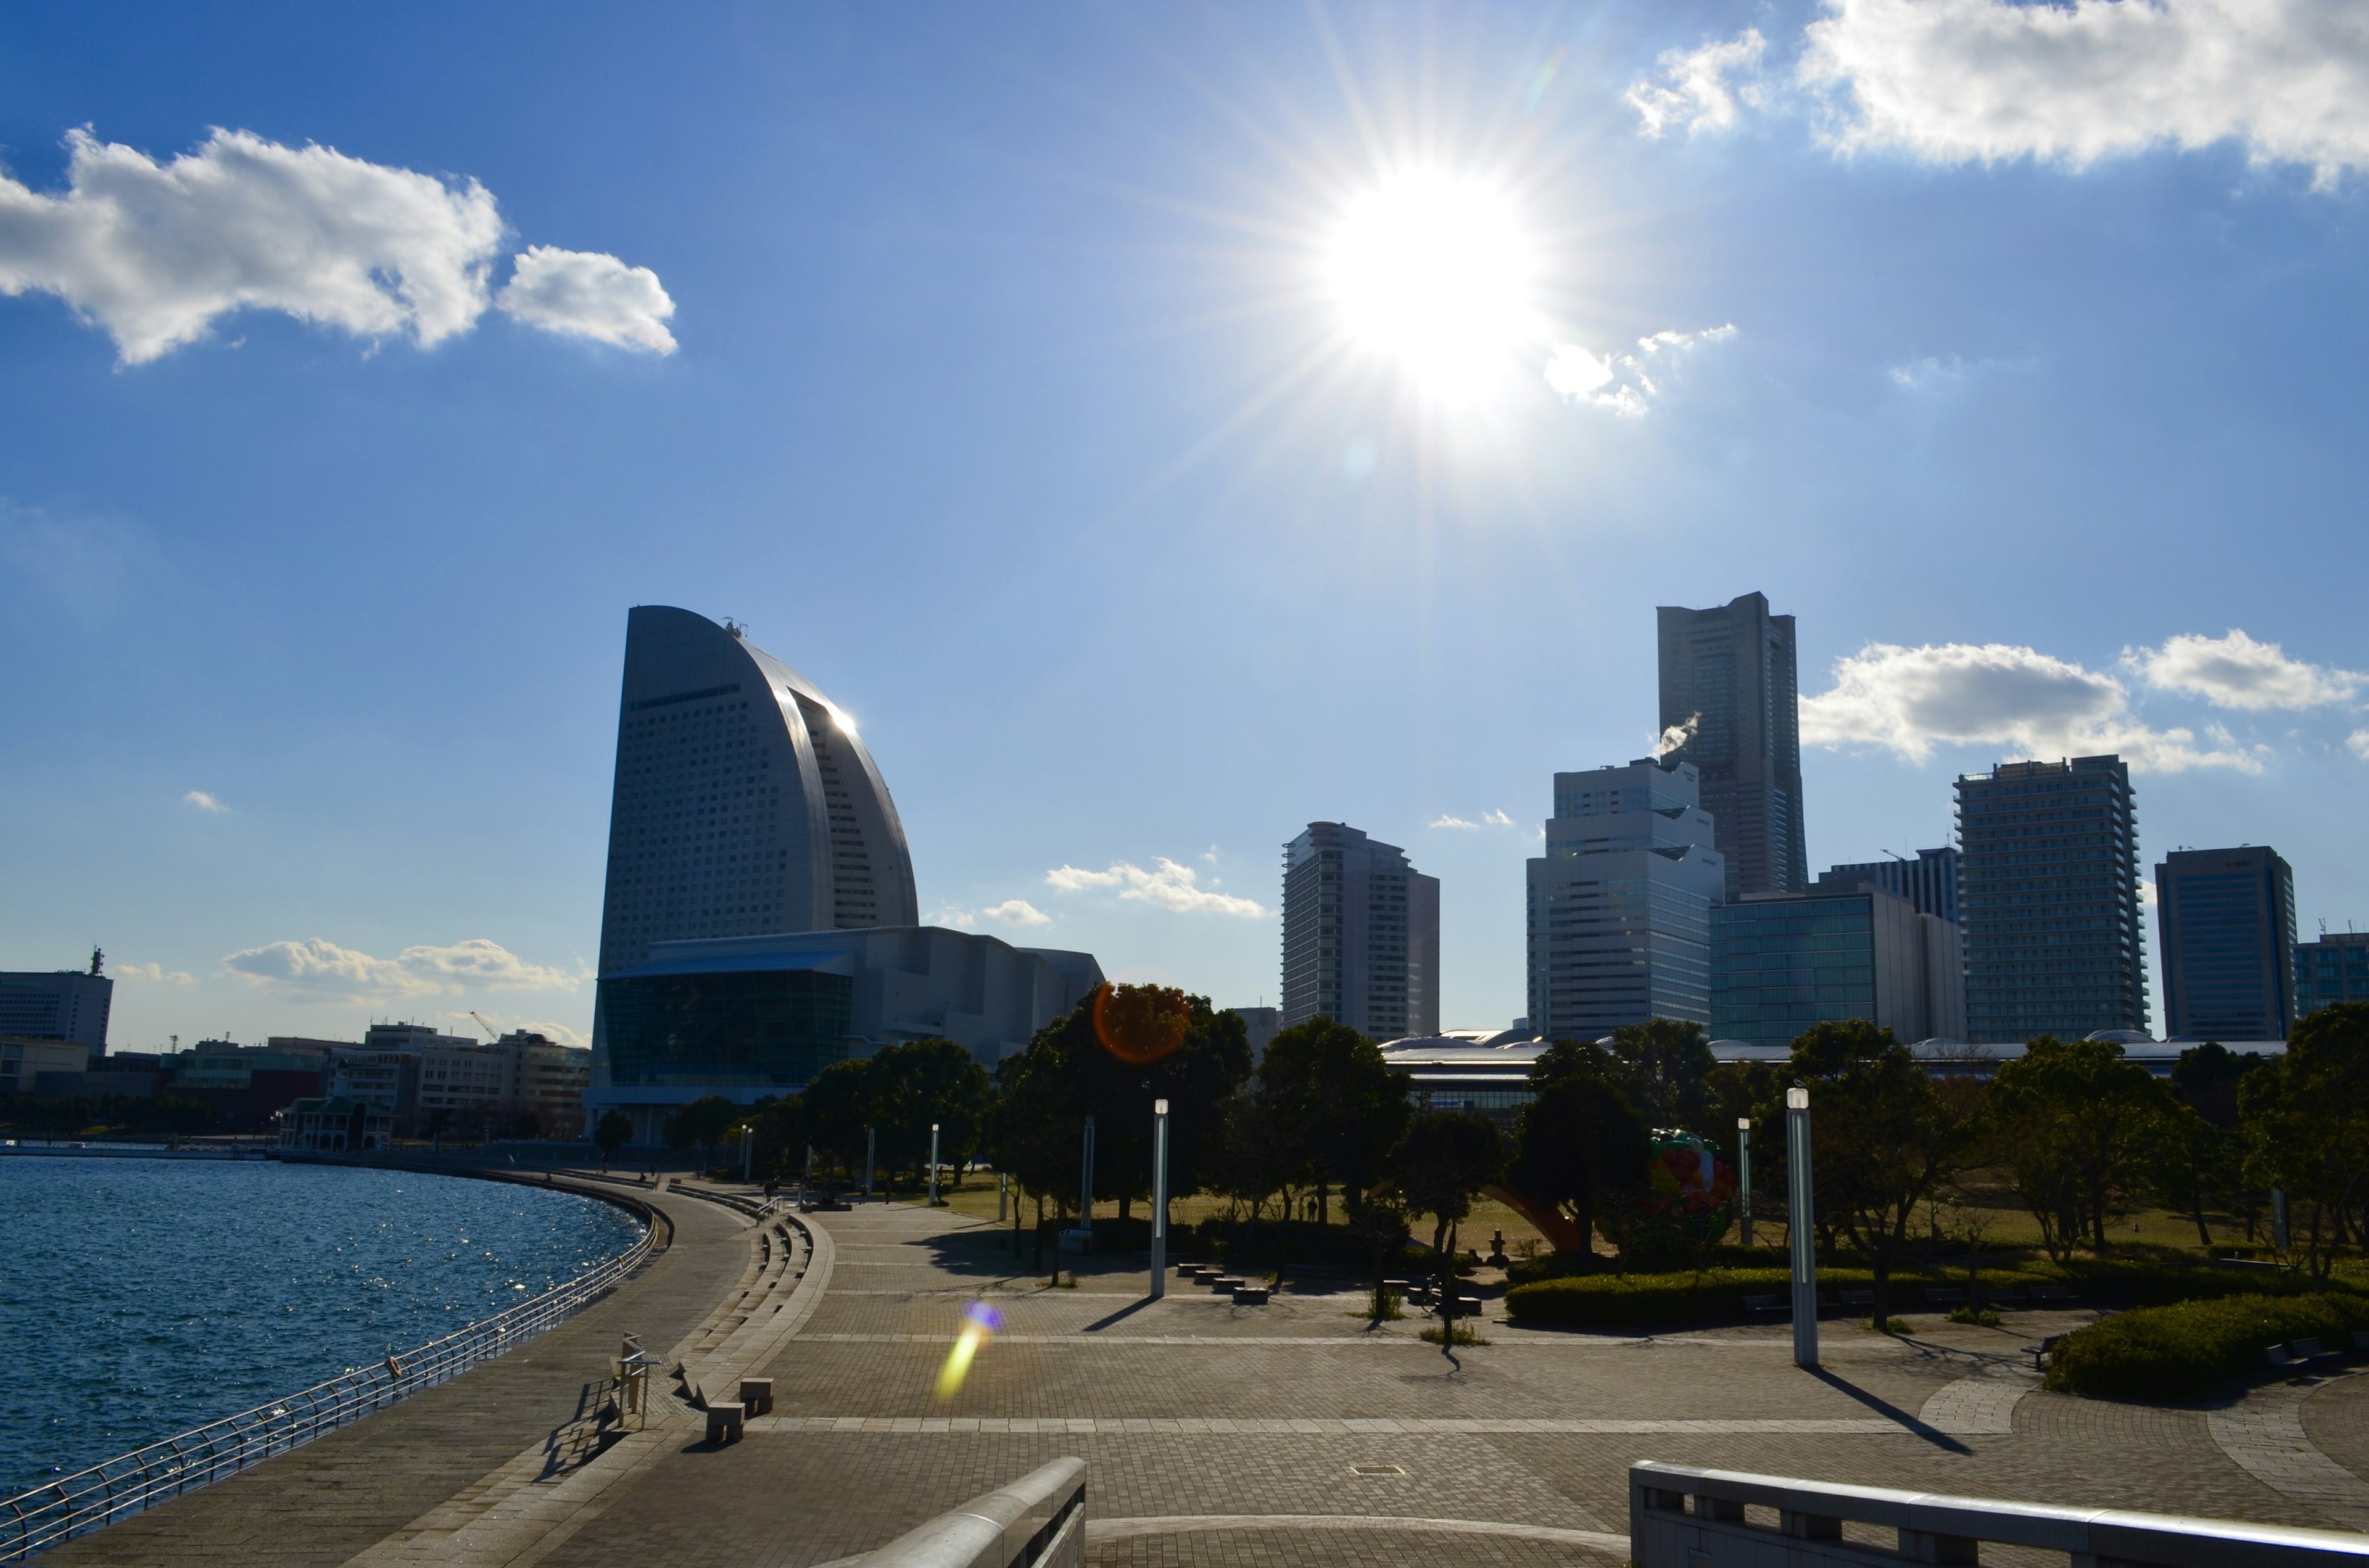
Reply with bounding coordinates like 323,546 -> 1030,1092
2,1205 -> 658,1561
1630,1460 -> 2369,1567
853,1458 -> 1085,1568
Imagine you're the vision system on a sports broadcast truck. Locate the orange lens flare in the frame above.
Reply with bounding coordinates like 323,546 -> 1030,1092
1093,983 -> 1189,1065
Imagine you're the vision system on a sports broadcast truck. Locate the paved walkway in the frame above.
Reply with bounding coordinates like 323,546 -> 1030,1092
43,1191 -> 2369,1567
44,1176 -> 754,1568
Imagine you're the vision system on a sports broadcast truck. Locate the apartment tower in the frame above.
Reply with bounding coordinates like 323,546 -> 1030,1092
1280,823 -> 1440,1041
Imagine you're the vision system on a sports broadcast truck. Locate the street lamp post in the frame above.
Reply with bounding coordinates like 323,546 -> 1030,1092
1150,1099 -> 1170,1299
1078,1115 -> 1096,1249
928,1123 -> 941,1208
1737,1116 -> 1753,1247
1786,1086 -> 1817,1369
864,1126 -> 875,1202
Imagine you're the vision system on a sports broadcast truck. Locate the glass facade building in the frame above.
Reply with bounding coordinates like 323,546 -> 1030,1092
2156,846 -> 2297,1041
2296,932 -> 2369,1020
1816,847 -> 1961,924
1958,756 -> 2149,1043
598,966 -> 855,1089
1656,592 -> 1807,899
1712,886 -> 1964,1049
1526,756 -> 1726,1039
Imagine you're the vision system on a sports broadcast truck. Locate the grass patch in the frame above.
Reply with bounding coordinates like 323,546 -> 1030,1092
1366,1287 -> 1405,1321
2046,1292 -> 2369,1401
1419,1322 -> 1490,1346
1946,1305 -> 2004,1329
1861,1316 -> 1912,1335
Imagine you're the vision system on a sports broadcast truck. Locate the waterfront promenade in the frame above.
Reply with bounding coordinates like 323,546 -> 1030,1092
46,1182 -> 2369,1567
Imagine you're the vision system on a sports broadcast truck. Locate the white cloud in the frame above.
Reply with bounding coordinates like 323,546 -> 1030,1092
1431,810 -> 1518,831
117,962 -> 194,984
495,245 -> 675,353
1799,0 -> 2369,185
925,907 -> 980,930
2350,730 -> 2369,761
460,1015 -> 589,1049
221,936 -> 581,1000
1430,814 -> 1479,830
2124,630 -> 2362,711
1044,859 -> 1265,918
1654,713 -> 1700,759
1801,640 -> 2265,774
1545,325 -> 1735,415
983,899 -> 1052,928
183,790 -> 228,813
1627,29 -> 1769,139
0,127 -> 672,363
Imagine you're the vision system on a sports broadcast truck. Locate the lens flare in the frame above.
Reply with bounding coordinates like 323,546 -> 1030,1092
1325,168 -> 1538,400
935,1298 -> 1003,1400
1093,982 -> 1190,1064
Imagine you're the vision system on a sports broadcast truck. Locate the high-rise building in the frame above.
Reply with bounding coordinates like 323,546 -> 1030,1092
1280,823 -> 1440,1041
1712,885 -> 1965,1049
1958,756 -> 2148,1043
596,605 -> 918,978
1816,847 -> 1961,924
2156,846 -> 2297,1042
2296,931 -> 2369,1019
1526,757 -> 1726,1041
1656,592 -> 1806,899
0,949 -> 112,1054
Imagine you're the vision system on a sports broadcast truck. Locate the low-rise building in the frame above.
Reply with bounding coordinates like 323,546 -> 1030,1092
2,1036 -> 102,1095
0,952 -> 112,1054
1711,885 -> 1965,1050
279,1096 -> 394,1153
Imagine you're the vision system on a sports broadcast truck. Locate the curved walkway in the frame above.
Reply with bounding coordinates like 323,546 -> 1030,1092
2209,1369 -> 2369,1531
43,1174 -> 755,1568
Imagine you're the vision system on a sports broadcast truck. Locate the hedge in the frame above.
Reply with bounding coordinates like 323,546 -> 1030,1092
2044,1292 -> 2369,1401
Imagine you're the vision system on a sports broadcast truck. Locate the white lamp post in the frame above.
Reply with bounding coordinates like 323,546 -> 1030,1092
1737,1116 -> 1753,1247
1786,1086 -> 1817,1369
1150,1099 -> 1170,1299
1078,1115 -> 1096,1248
928,1123 -> 941,1207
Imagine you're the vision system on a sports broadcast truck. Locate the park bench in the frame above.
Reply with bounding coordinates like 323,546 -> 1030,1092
2289,1337 -> 2347,1371
1983,1287 -> 2027,1308
2022,1333 -> 2065,1372
2027,1285 -> 2078,1306
1921,1287 -> 1967,1308
704,1400 -> 745,1445
2265,1342 -> 2308,1374
1741,1293 -> 1787,1320
1838,1290 -> 1876,1310
1231,1285 -> 1271,1305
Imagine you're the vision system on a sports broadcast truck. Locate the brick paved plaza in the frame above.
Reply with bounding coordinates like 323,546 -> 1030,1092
48,1178 -> 2369,1567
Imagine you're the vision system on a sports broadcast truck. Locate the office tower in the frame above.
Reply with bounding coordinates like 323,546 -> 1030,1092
2296,932 -> 2369,1020
1817,846 -> 1961,924
1712,885 -> 1966,1049
1228,1006 -> 1282,1064
1280,823 -> 1441,1041
596,605 -> 919,977
1526,757 -> 1727,1041
0,949 -> 112,1054
2156,846 -> 2297,1042
1656,592 -> 1807,899
1957,756 -> 2148,1042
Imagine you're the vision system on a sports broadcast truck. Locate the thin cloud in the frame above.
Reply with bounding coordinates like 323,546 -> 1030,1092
1801,640 -> 2264,774
183,790 -> 228,813
116,962 -> 194,984
1429,814 -> 1480,830
1545,326 -> 1736,416
1627,29 -> 1769,138
983,899 -> 1052,928
0,127 -> 674,363
221,936 -> 581,1001
1431,811 -> 1518,830
1045,859 -> 1264,917
2350,731 -> 2369,761
2124,630 -> 2362,711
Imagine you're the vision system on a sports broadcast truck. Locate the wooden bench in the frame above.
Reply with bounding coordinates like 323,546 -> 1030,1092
705,1400 -> 745,1445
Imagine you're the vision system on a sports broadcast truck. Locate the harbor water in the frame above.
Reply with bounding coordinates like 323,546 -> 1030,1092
0,1157 -> 641,1498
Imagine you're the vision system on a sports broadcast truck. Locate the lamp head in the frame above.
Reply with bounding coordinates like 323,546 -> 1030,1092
1154,1098 -> 1169,1115
1737,1116 -> 1751,1130
1786,1087 -> 1809,1110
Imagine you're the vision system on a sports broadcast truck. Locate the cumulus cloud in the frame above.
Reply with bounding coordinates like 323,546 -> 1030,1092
2124,630 -> 2362,711
1545,325 -> 1735,415
117,962 -> 194,984
1045,859 -> 1265,917
1801,0 -> 2369,184
2350,730 -> 2369,761
983,899 -> 1052,928
1800,640 -> 2264,773
221,936 -> 581,1000
1430,810 -> 1518,830
0,127 -> 674,363
1627,30 -> 1769,139
183,790 -> 228,813
495,245 -> 675,353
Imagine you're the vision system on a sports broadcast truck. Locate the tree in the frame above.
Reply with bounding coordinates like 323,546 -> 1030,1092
2241,1003 -> 2369,1281
1786,1020 -> 1969,1330
869,1039 -> 993,1187
1605,1018 -> 1718,1135
1259,1017 -> 1412,1223
664,1094 -> 740,1176
1990,1036 -> 2169,1258
1508,1039 -> 1651,1262
1393,1112 -> 1502,1257
2160,1042 -> 2267,1245
801,1058 -> 880,1181
594,1108 -> 633,1170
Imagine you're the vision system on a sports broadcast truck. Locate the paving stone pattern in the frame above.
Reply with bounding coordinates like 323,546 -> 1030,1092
42,1181 -> 751,1568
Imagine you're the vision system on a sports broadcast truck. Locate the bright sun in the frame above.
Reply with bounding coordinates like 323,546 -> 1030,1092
1325,170 -> 1538,398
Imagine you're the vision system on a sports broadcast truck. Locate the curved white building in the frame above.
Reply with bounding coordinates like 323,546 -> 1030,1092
596,605 -> 919,975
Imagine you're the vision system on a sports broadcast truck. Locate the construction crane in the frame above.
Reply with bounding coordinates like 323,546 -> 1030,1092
469,1012 -> 502,1043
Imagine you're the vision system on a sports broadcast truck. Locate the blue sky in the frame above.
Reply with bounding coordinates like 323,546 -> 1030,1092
3,1 -> 2366,1050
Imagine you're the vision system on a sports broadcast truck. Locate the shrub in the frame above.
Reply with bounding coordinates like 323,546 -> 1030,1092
1502,1267 -> 1982,1328
2045,1292 -> 2369,1401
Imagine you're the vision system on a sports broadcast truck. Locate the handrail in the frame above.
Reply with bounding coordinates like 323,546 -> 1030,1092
1629,1460 -> 2369,1567
853,1458 -> 1086,1568
2,1182 -> 659,1562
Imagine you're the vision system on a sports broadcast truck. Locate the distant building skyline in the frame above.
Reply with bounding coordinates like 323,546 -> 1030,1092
1958,756 -> 2149,1043
0,952 -> 112,1054
1280,822 -> 1440,1041
1817,847 -> 1962,926
1526,756 -> 1726,1041
2157,845 -> 2297,1042
1657,592 -> 1807,901
2296,931 -> 2369,1021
